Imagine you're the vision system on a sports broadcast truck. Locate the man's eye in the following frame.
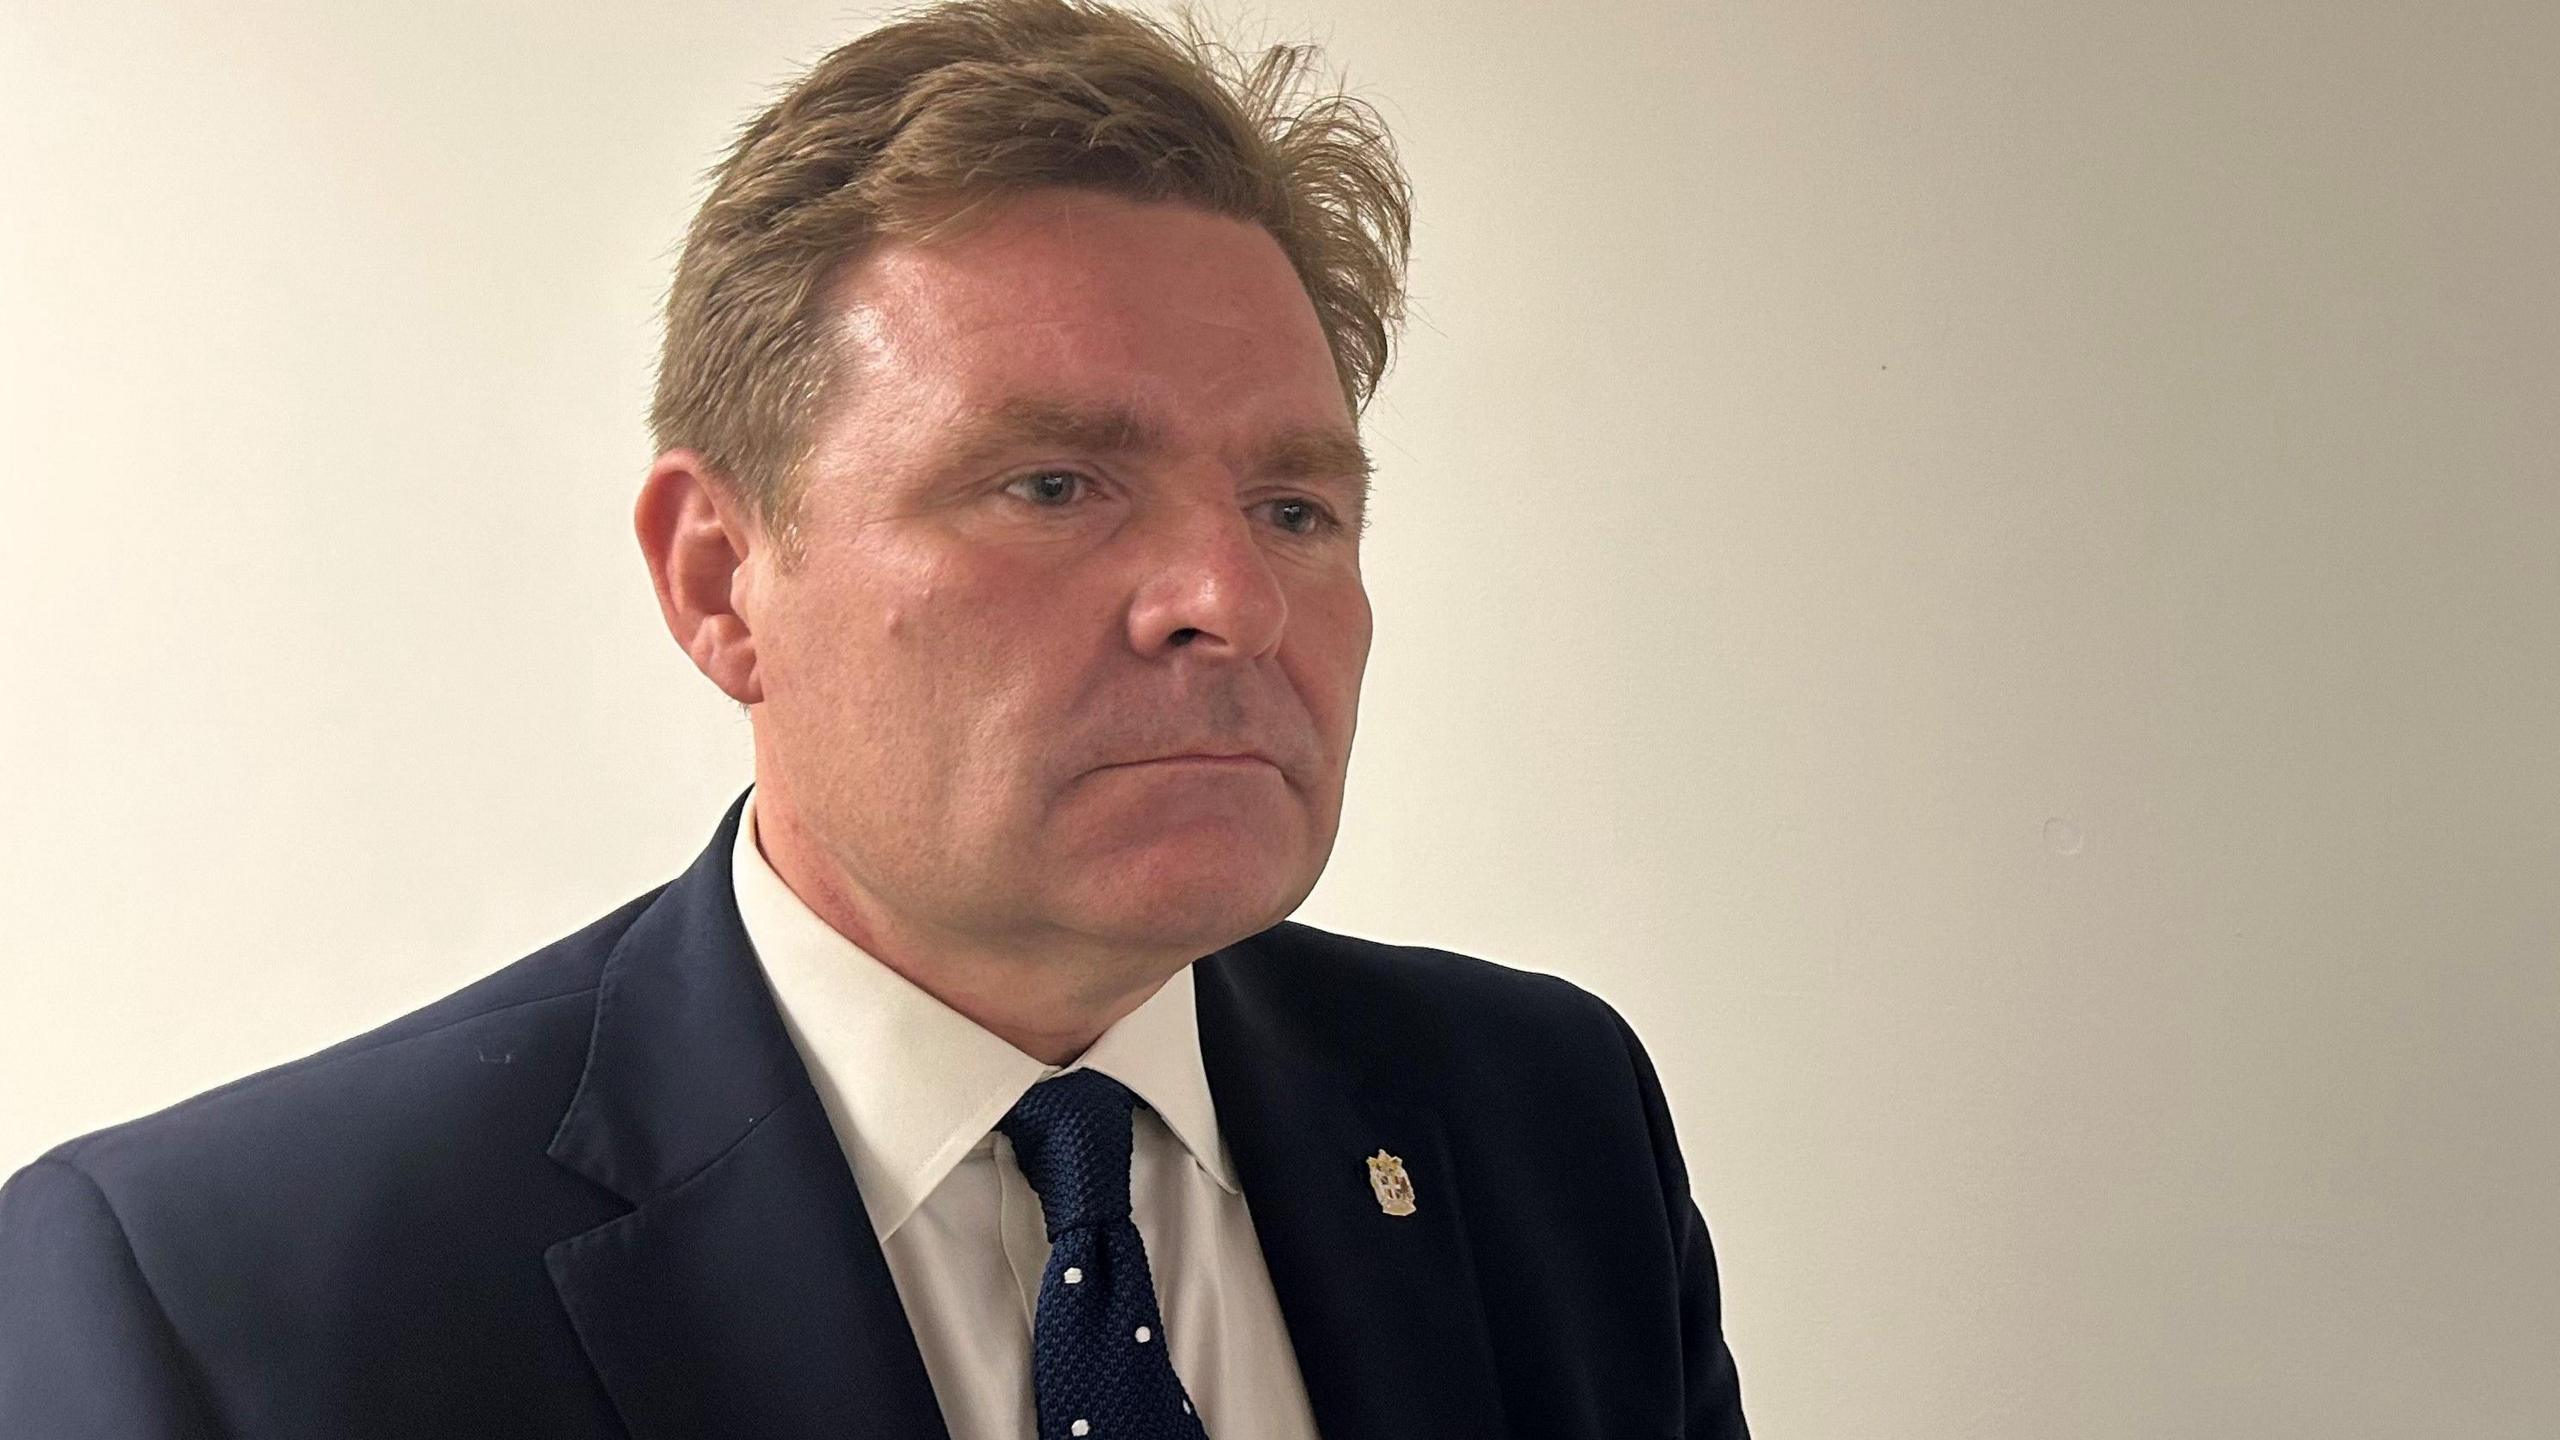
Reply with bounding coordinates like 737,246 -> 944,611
1268,498 -> 1337,535
1005,470 -> 1086,505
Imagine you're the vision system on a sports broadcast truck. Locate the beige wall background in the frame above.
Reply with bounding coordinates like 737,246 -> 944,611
4,0 -> 2553,1433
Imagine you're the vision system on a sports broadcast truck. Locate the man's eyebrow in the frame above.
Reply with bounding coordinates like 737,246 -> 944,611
942,397 -> 1163,463
1259,426 -> 1373,485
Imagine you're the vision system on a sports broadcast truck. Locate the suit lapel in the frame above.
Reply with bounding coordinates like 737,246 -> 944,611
1197,948 -> 1509,1440
543,789 -> 949,1440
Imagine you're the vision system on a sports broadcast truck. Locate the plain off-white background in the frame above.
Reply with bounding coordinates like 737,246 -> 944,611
4,0 -> 2555,1434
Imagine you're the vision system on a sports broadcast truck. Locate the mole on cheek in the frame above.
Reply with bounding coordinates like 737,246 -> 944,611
883,586 -> 941,640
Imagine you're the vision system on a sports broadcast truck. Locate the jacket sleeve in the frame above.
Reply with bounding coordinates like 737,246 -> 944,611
1608,1006 -> 1751,1438
0,1156 -> 228,1439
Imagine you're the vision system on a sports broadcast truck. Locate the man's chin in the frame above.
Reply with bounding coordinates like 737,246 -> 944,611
1068,851 -> 1318,958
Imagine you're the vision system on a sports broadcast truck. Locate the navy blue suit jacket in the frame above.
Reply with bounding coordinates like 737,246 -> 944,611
0,792 -> 1747,1437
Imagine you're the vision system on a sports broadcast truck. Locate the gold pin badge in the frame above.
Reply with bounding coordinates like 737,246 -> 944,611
1366,1149 -> 1417,1217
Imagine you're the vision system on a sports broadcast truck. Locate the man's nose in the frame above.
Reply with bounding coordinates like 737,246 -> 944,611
1124,498 -> 1289,660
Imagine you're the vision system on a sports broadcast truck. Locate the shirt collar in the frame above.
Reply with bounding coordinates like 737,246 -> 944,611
729,787 -> 1238,1243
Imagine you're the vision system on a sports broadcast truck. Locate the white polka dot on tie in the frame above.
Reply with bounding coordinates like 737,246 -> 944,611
1181,1399 -> 1192,1415
1071,1422 -> 1090,1437
1062,1267 -> 1083,1285
1134,1325 -> 1152,1343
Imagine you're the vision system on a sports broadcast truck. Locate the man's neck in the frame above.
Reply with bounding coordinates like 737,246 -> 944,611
749,798 -> 1183,1066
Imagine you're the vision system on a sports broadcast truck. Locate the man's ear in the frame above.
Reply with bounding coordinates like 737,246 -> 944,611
634,449 -> 766,707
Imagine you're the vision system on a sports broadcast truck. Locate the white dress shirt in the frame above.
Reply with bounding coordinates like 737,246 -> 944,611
730,788 -> 1323,1440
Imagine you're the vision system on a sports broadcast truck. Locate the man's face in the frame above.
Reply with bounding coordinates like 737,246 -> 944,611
744,188 -> 1373,965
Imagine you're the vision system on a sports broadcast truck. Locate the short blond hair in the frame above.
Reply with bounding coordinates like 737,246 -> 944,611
649,0 -> 1413,565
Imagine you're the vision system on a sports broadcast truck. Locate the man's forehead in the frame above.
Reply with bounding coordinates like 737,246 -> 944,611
840,193 -> 1298,304
826,192 -> 1336,363
811,190 -> 1362,482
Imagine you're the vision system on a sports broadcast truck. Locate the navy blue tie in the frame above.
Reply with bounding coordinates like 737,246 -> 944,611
998,1069 -> 1211,1440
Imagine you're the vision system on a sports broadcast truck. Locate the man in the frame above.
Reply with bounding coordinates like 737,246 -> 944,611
0,2 -> 1748,1435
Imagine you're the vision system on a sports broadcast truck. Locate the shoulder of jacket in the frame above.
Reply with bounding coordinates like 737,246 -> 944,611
37,883 -> 662,1181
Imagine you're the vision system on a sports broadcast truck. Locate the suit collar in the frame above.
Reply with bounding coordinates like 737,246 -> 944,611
547,787 -> 804,1203
543,787 -> 951,1440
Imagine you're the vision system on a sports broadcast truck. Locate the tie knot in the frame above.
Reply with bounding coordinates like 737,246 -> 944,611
997,1069 -> 1139,1239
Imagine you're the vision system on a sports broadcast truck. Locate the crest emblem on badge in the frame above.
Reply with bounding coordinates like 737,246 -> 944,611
1366,1149 -> 1417,1217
